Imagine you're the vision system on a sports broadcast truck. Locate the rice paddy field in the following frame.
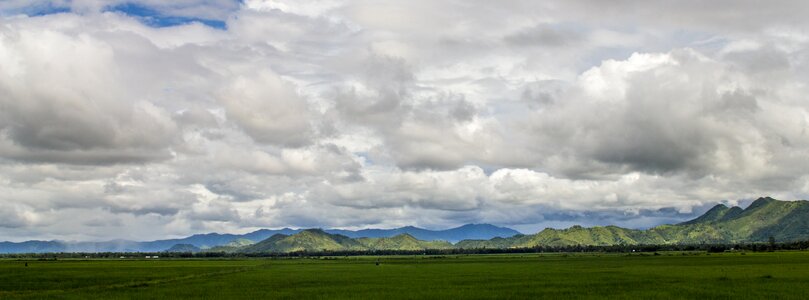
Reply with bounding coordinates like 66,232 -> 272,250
2,251 -> 809,299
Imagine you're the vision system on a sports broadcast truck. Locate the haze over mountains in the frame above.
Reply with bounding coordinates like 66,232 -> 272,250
2,198 -> 808,254
0,224 -> 518,253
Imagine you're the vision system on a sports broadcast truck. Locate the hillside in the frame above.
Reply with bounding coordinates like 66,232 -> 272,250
239,230 -> 366,253
205,238 -> 256,253
164,244 -> 201,253
356,234 -> 454,250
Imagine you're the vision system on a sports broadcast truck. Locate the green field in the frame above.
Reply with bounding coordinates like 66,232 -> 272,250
2,252 -> 809,299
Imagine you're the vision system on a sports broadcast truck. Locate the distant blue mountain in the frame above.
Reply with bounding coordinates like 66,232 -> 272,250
0,240 -> 65,253
0,224 -> 520,253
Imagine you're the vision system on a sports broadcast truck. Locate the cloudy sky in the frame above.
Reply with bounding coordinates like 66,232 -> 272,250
1,0 -> 808,242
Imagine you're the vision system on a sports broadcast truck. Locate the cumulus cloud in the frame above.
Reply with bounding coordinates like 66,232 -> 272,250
217,70 -> 314,146
0,15 -> 182,164
0,204 -> 37,228
523,49 -> 809,188
1,0 -> 809,241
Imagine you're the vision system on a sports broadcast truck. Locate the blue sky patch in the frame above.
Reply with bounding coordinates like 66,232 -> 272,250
0,2 -> 70,17
106,3 -> 227,30
2,1 -> 229,30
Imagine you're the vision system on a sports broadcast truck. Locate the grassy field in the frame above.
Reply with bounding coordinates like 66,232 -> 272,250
2,252 -> 809,299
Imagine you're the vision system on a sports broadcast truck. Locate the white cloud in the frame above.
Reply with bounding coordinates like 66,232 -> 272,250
217,70 -> 314,147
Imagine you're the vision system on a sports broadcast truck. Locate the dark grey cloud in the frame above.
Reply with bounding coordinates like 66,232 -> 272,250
0,206 -> 31,228
723,46 -> 792,74
504,25 -> 581,48
554,0 -> 809,33
217,71 -> 315,147
334,54 -> 414,129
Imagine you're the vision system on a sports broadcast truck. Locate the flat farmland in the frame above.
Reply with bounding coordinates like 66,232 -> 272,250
2,252 -> 809,299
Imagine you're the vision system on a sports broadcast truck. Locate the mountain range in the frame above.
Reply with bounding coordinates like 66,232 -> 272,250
0,224 -> 518,253
3,197 -> 808,254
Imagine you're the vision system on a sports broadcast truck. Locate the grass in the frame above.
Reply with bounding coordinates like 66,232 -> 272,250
2,252 -> 809,299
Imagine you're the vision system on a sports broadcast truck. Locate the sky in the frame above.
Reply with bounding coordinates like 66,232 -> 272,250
1,1 -> 809,242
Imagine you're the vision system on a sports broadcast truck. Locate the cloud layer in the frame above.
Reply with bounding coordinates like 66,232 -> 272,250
1,0 -> 809,241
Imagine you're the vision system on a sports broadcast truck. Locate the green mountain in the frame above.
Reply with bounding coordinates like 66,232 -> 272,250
680,204 -> 737,225
205,238 -> 255,253
238,234 -> 290,253
239,229 -> 366,253
455,236 -> 522,249
225,238 -> 255,247
356,233 -> 453,250
456,226 -> 655,248
164,244 -> 201,253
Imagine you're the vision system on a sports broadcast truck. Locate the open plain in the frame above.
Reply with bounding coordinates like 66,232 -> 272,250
2,252 -> 809,299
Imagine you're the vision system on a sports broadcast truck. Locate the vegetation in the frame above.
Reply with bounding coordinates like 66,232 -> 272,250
238,229 -> 367,253
356,233 -> 453,250
2,252 -> 809,299
205,239 -> 256,253
164,244 -> 200,253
